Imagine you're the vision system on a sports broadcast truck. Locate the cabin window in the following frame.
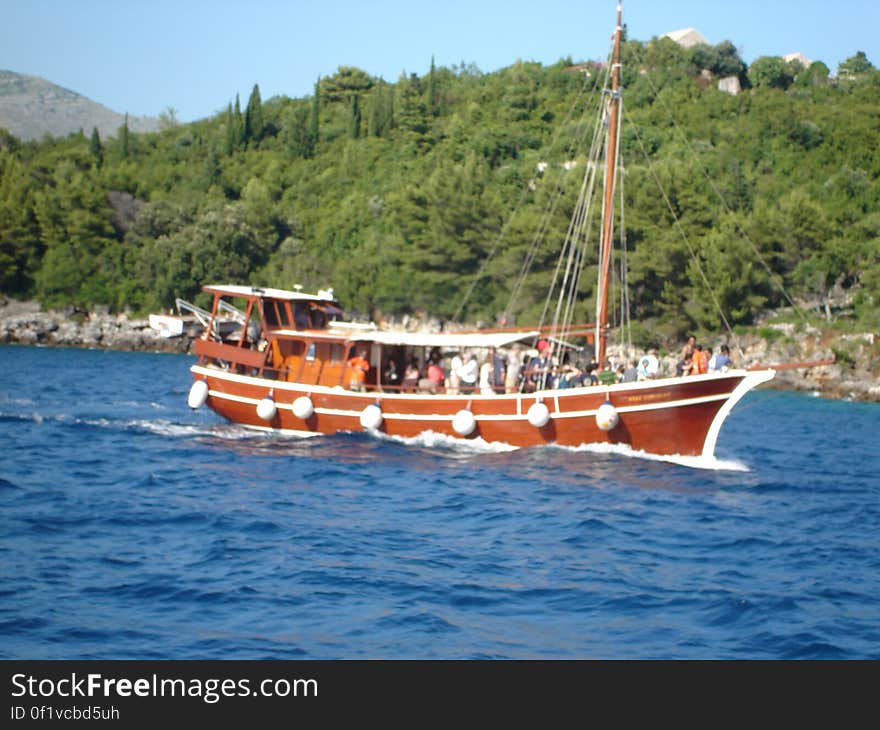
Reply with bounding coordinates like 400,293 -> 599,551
306,343 -> 316,361
263,301 -> 280,327
277,339 -> 304,358
330,344 -> 345,363
294,303 -> 310,330
277,302 -> 291,327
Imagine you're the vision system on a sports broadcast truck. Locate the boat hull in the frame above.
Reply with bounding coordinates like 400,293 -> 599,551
190,365 -> 774,458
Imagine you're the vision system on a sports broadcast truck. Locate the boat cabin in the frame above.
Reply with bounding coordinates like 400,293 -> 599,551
193,285 -> 357,387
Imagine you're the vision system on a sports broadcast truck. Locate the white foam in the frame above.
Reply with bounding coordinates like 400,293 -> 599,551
372,429 -> 519,454
553,441 -> 751,471
368,430 -> 748,470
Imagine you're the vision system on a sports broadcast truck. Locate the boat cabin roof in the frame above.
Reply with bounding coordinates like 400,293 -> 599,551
204,284 -> 339,304
348,330 -> 540,349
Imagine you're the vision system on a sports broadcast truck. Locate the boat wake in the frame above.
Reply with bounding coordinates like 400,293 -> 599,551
372,429 -> 749,471
555,441 -> 751,472
375,429 -> 518,455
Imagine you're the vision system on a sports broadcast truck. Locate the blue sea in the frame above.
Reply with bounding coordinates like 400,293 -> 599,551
1,344 -> 878,660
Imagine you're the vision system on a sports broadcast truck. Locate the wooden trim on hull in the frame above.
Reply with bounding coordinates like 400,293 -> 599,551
190,365 -> 774,457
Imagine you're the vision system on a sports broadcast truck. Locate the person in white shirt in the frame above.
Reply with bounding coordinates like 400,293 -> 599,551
456,351 -> 479,393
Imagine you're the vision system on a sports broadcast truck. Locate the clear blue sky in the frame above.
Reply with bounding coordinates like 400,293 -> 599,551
2,0 -> 877,123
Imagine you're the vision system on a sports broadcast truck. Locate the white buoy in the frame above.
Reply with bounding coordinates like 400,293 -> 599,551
292,395 -> 314,420
187,379 -> 209,409
527,401 -> 551,428
360,403 -> 383,430
256,396 -> 277,421
595,401 -> 619,431
452,409 -> 476,436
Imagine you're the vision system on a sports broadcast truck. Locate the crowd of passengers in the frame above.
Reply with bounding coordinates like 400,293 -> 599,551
345,336 -> 734,394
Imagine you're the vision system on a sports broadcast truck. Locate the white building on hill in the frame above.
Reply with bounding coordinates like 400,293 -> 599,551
662,28 -> 709,48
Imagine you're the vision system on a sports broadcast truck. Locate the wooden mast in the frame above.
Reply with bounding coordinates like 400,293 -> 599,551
595,2 -> 623,368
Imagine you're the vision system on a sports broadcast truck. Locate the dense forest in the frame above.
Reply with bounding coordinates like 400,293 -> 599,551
0,35 -> 878,350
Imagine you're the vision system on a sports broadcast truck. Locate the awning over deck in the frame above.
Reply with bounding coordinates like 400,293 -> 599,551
348,330 -> 541,349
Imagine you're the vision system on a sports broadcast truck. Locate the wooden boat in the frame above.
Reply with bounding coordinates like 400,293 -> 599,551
185,3 -> 777,459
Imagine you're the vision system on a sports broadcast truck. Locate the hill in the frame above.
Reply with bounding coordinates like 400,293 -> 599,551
0,39 -> 877,372
0,70 -> 161,141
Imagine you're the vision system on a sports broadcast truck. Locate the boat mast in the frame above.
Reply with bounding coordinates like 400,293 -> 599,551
595,2 -> 623,367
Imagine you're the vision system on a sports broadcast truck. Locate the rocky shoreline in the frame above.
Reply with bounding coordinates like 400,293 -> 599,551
0,299 -> 191,355
1,298 -> 877,402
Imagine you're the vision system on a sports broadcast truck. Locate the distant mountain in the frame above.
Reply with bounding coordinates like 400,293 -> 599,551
0,70 -> 161,141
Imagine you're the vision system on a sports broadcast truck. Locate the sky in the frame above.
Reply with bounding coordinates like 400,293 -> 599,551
2,0 -> 878,123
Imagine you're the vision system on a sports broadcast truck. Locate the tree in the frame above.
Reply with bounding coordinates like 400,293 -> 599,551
286,103 -> 314,158
89,127 -> 103,168
309,79 -> 320,151
749,56 -> 795,89
118,114 -> 130,159
838,51 -> 874,78
349,94 -> 361,139
244,84 -> 265,146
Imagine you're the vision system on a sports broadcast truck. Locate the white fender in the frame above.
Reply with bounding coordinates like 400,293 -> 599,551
187,379 -> 209,409
595,400 -> 619,431
452,409 -> 476,436
360,403 -> 384,430
527,401 -> 551,428
292,395 -> 315,420
256,396 -> 277,421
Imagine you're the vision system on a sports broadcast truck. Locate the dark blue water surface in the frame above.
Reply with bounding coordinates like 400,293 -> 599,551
1,344 -> 878,659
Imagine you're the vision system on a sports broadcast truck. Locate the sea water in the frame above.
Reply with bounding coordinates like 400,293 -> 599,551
1,344 -> 878,659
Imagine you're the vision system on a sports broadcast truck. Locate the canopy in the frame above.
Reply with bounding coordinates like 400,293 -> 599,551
203,284 -> 338,304
349,330 -> 540,349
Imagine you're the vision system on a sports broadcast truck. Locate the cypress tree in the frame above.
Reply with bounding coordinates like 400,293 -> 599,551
309,79 -> 320,151
224,102 -> 236,155
89,127 -> 103,168
118,114 -> 130,159
244,84 -> 264,146
350,94 -> 361,139
428,55 -> 437,116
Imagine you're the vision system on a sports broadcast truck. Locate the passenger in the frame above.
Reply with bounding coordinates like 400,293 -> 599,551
689,344 -> 708,375
558,355 -> 584,389
526,341 -> 553,390
347,348 -> 370,391
637,349 -> 659,380
384,358 -> 400,389
402,358 -> 420,393
711,344 -> 732,371
448,351 -> 463,394
504,344 -> 523,393
479,359 -> 494,395
457,351 -> 479,394
597,361 -> 617,385
621,359 -> 639,383
490,347 -> 507,393
426,351 -> 446,391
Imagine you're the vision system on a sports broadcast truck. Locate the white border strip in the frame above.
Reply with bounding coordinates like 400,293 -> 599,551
700,369 -> 775,458
206,388 -> 735,422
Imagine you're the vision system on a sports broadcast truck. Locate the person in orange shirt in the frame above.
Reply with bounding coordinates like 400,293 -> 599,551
689,344 -> 708,375
347,348 -> 370,391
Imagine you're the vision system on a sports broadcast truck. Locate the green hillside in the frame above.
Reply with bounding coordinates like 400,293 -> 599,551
0,37 -> 878,350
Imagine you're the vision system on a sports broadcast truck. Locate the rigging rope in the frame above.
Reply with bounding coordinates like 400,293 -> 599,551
626,108 -> 746,357
641,71 -> 808,323
452,65 -> 600,324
